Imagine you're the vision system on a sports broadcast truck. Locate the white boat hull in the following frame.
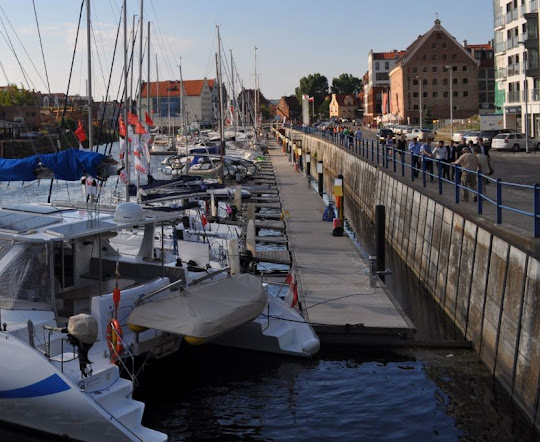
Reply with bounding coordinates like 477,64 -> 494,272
0,333 -> 156,441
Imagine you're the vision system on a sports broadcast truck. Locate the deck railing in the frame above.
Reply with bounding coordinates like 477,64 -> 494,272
286,125 -> 540,238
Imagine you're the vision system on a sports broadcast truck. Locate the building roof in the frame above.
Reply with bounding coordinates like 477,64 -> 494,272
281,95 -> 301,111
465,43 -> 493,50
332,94 -> 358,106
398,19 -> 478,67
373,50 -> 406,60
140,79 -> 214,97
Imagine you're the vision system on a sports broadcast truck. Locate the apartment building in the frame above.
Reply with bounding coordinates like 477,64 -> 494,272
363,50 -> 406,126
494,0 -> 540,136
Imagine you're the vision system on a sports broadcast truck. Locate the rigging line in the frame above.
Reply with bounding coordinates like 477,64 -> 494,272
95,3 -> 123,155
31,0 -> 50,95
48,0 -> 85,204
148,0 -> 175,79
0,17 -> 31,90
0,3 -> 47,93
0,57 -> 9,84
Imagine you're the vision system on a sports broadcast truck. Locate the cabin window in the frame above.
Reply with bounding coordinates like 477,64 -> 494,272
54,241 -> 75,290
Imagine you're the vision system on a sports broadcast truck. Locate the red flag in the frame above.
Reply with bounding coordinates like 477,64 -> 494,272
127,112 -> 139,125
201,214 -> 208,227
291,283 -> 298,308
74,120 -> 86,143
118,115 -> 126,137
134,120 -> 147,134
145,111 -> 154,126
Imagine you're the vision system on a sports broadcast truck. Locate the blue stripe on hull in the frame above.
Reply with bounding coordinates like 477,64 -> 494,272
0,374 -> 70,398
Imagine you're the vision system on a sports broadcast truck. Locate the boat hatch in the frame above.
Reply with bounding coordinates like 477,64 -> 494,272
2,204 -> 65,214
0,211 -> 58,233
46,220 -> 116,238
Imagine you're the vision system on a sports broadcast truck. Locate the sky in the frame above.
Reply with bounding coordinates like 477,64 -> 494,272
0,0 -> 494,101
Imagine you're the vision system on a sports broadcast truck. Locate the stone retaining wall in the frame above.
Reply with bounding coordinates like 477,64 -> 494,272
287,129 -> 540,430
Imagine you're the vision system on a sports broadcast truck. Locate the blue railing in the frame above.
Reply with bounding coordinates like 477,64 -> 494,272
285,125 -> 540,237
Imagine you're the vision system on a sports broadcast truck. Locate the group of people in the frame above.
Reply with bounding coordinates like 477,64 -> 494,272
393,135 -> 494,202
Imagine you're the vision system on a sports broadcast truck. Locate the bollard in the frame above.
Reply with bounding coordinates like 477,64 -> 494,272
306,152 -> 311,179
375,205 -> 385,277
317,161 -> 323,196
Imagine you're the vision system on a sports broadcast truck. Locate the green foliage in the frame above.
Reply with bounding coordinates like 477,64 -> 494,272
295,73 -> 329,108
423,105 -> 433,127
317,97 -> 330,119
260,103 -> 271,121
0,84 -> 35,106
331,74 -> 363,95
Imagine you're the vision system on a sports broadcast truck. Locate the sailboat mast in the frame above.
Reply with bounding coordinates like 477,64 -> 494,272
86,0 -> 93,150
138,1 -> 143,120
178,57 -> 185,156
217,26 -> 225,182
147,22 -> 151,117
230,49 -> 236,134
254,46 -> 257,133
123,0 -> 130,201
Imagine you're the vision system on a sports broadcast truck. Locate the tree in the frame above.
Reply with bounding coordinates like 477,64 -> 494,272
331,74 -> 363,95
317,97 -> 330,119
295,73 -> 329,109
0,84 -> 35,106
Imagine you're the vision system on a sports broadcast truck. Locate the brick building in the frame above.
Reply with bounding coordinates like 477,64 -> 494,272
389,19 -> 479,126
275,96 -> 301,123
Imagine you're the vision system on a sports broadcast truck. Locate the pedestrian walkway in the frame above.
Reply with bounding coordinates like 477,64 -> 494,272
268,141 -> 415,344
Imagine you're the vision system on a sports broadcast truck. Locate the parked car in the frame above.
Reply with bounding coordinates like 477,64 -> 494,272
405,128 -> 436,142
464,130 -> 481,144
490,132 -> 540,152
352,119 -> 362,126
452,130 -> 474,143
377,128 -> 396,143
478,129 -> 516,147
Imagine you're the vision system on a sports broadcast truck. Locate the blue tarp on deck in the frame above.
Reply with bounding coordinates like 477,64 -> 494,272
0,149 -> 105,181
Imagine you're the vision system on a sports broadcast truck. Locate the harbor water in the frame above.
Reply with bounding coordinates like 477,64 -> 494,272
0,149 -> 537,441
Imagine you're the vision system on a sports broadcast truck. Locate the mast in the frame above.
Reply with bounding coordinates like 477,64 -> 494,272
178,57 -> 185,156
254,46 -> 258,133
147,22 -> 151,118
123,0 -> 130,201
230,49 -> 236,134
138,2 -> 143,121
86,0 -> 92,151
217,26 -> 225,182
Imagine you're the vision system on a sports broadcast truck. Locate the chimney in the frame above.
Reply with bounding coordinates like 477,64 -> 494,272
463,39 -> 468,47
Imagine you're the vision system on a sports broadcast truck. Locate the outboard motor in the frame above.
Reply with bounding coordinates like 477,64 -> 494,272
67,314 -> 98,377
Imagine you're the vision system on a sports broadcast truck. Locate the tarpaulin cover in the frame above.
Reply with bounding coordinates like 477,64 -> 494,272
127,273 -> 267,339
0,149 -> 105,181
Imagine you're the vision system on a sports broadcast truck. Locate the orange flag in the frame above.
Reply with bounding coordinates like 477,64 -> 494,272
145,111 -> 154,126
118,115 -> 126,137
74,120 -> 86,143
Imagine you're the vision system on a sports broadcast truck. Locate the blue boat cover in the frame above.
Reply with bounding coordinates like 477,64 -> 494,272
0,149 -> 105,181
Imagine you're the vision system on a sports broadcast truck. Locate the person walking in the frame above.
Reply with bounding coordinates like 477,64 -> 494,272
386,134 -> 394,159
451,146 -> 480,202
456,137 -> 467,159
433,140 -> 449,179
474,147 -> 491,186
396,134 -> 406,163
446,140 -> 457,180
408,137 -> 422,177
420,140 -> 435,182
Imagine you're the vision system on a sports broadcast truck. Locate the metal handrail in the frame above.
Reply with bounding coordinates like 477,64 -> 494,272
285,125 -> 540,237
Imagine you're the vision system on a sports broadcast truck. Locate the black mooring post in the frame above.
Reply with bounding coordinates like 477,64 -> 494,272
317,161 -> 323,196
375,205 -> 385,276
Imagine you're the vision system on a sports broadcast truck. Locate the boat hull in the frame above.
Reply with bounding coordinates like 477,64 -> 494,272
0,333 -> 141,441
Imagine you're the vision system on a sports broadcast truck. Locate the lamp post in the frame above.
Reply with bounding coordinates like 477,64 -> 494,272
445,66 -> 453,142
518,41 -> 530,153
416,76 -> 422,129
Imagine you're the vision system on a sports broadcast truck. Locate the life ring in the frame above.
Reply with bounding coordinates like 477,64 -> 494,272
106,318 -> 123,363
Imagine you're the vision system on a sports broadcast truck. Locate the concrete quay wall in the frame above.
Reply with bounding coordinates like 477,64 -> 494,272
289,130 -> 540,430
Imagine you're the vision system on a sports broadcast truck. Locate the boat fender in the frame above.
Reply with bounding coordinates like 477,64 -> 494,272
106,318 -> 123,364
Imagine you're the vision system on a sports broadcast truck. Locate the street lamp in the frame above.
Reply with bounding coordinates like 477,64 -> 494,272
518,41 -> 530,153
416,76 -> 422,129
445,66 -> 453,142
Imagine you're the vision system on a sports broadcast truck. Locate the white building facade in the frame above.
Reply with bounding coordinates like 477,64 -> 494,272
494,0 -> 540,136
